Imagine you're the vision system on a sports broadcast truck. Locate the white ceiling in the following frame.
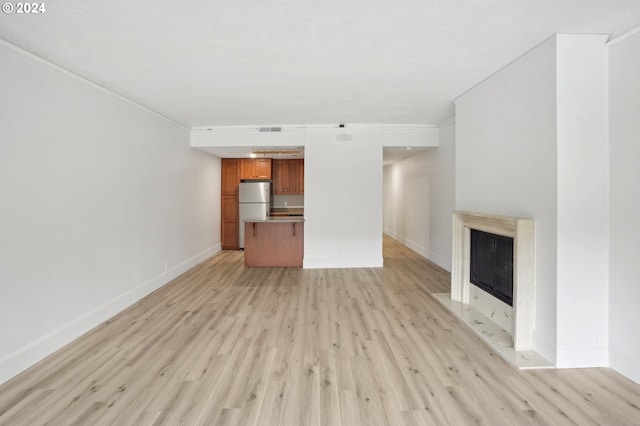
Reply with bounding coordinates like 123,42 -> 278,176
1,0 -> 639,130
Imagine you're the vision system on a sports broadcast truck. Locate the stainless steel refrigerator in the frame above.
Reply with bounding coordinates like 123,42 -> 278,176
238,180 -> 272,249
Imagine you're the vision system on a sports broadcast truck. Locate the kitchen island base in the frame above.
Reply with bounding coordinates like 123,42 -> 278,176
244,219 -> 304,267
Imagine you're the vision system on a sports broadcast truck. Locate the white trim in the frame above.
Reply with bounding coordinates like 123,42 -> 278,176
192,123 -> 439,132
383,231 -> 451,272
555,33 -> 609,43
427,251 -> 451,273
556,343 -> 608,368
0,244 -> 221,386
383,230 -> 427,258
303,256 -> 384,269
438,116 -> 456,128
533,330 -> 557,365
455,33 -> 608,104
610,346 -> 640,385
451,211 -> 535,350
0,39 -> 189,131
454,34 -> 557,103
606,26 -> 640,47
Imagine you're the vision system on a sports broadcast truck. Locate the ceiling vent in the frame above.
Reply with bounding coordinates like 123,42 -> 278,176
258,127 -> 282,132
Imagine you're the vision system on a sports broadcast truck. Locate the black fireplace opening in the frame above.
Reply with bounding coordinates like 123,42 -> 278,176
470,229 -> 514,306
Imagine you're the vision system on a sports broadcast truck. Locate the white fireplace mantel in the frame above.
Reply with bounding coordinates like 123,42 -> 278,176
451,210 -> 535,351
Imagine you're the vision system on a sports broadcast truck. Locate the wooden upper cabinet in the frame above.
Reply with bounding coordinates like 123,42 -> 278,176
241,158 -> 272,179
221,158 -> 241,196
272,160 -> 288,194
254,158 -> 272,179
273,159 -> 304,195
298,159 -> 304,194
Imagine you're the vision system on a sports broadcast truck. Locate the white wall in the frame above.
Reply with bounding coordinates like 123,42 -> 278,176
303,128 -> 383,268
0,42 -> 220,385
455,34 -> 612,367
609,29 -> 640,384
382,120 -> 455,271
555,35 -> 609,367
454,36 -> 559,363
192,125 -> 437,269
384,153 -> 430,256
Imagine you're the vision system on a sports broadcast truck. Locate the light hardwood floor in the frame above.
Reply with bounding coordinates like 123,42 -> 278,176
2,236 -> 640,425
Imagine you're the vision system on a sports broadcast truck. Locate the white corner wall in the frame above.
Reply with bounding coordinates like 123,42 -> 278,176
303,128 -> 383,268
609,29 -> 640,384
383,120 -> 455,271
454,36 -> 559,363
0,42 -> 221,385
454,34 -> 612,368
555,35 -> 609,367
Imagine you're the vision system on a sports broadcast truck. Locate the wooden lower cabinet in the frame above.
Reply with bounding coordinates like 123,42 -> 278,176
221,158 -> 241,249
243,221 -> 303,267
221,195 -> 239,249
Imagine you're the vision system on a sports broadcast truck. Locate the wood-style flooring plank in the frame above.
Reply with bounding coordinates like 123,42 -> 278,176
1,236 -> 640,425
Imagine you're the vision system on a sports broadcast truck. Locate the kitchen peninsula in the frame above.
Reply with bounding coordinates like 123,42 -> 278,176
243,217 -> 304,267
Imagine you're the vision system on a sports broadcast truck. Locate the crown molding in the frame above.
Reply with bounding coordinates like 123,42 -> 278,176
438,116 -> 455,128
0,39 -> 190,131
191,123 -> 439,132
606,26 -> 640,47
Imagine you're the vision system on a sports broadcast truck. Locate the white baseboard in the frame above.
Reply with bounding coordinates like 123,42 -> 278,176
555,343 -> 609,368
0,243 -> 221,386
610,346 -> 640,386
533,331 -> 557,366
426,251 -> 451,272
383,228 -> 402,241
303,256 -> 384,269
384,230 -> 428,257
383,230 -> 451,272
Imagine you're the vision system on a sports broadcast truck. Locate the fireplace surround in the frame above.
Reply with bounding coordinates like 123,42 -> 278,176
433,211 -> 552,368
450,210 -> 535,350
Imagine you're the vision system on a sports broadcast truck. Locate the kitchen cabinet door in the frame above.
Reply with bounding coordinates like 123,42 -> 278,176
273,159 -> 304,194
298,159 -> 304,194
221,159 -> 240,196
241,159 -> 272,179
286,160 -> 300,194
221,159 -> 241,249
272,159 -> 289,194
221,195 -> 239,249
254,158 -> 272,178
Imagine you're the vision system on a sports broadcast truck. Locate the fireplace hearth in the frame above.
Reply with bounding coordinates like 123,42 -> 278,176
433,211 -> 552,369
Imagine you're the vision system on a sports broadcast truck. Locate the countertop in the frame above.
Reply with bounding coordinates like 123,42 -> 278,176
244,216 -> 305,223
